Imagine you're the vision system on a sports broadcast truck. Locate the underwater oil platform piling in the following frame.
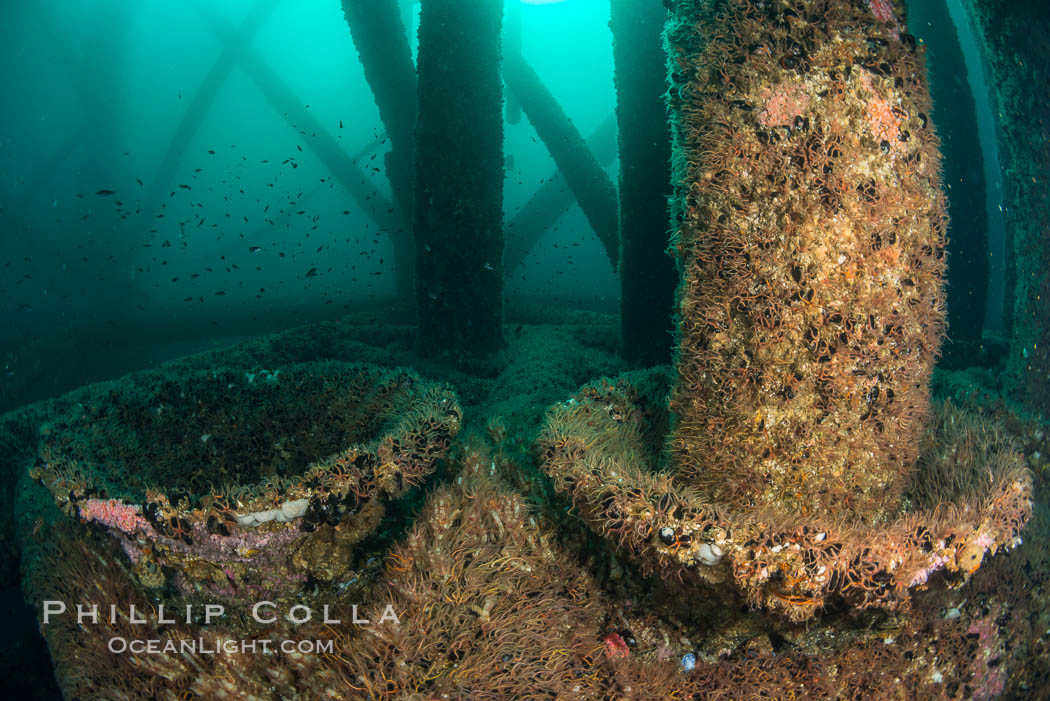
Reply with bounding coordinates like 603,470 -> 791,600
964,0 -> 1050,412
907,0 -> 988,363
540,0 -> 1032,622
610,0 -> 677,366
414,0 -> 505,357
341,0 -> 418,297
343,0 -> 681,361
665,0 -> 949,523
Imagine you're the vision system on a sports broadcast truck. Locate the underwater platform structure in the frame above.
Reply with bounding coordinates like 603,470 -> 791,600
1,0 -> 1050,698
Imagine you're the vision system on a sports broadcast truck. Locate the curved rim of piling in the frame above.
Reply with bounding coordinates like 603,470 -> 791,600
537,371 -> 1032,622
30,361 -> 462,546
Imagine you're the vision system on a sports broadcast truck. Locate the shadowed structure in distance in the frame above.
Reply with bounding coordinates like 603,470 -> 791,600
414,0 -> 505,358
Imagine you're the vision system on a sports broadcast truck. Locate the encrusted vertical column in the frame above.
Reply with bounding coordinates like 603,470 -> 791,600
341,0 -> 418,297
611,0 -> 677,366
965,0 -> 1050,411
666,0 -> 947,522
504,0 -> 522,125
341,0 -> 416,157
415,0 -> 505,356
906,0 -> 988,359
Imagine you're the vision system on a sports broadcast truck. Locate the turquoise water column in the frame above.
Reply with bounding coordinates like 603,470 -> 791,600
503,57 -> 620,268
414,0 -> 505,357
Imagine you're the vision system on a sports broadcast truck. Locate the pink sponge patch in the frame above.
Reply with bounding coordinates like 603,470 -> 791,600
868,0 -> 895,24
79,498 -> 149,534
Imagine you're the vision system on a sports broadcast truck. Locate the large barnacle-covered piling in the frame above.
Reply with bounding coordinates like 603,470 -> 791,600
668,0 -> 947,523
538,0 -> 1033,622
414,0 -> 505,357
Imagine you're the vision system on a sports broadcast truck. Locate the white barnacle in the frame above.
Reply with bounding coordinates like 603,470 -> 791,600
696,542 -> 724,566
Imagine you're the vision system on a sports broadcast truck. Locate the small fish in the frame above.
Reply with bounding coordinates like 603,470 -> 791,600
249,246 -> 262,253
305,267 -> 318,278
17,303 -> 32,312
96,189 -> 115,197
179,184 -> 191,190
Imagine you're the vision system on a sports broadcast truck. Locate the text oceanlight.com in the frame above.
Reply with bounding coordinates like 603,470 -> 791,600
107,637 -> 335,655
